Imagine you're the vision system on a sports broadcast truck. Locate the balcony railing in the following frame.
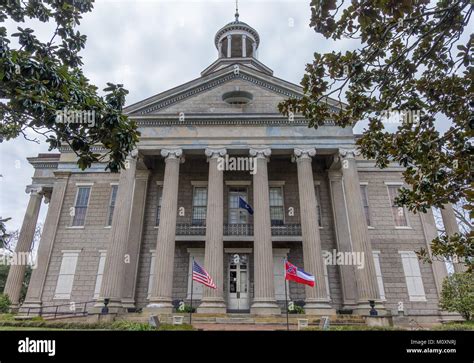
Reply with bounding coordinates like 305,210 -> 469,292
175,223 -> 206,235
271,223 -> 302,236
224,223 -> 254,236
174,223 -> 302,236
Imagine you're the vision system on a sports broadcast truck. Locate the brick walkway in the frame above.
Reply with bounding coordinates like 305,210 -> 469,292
193,323 -> 296,331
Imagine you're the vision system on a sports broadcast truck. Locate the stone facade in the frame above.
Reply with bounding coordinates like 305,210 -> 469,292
6,14 -> 455,322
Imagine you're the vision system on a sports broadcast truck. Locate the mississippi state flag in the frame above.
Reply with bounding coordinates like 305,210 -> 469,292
285,260 -> 315,287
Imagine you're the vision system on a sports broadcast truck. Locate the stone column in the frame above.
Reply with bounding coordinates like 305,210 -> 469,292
340,149 -> 385,314
327,169 -> 359,311
249,147 -> 280,315
294,148 -> 335,314
21,172 -> 70,312
4,188 -> 44,310
96,151 -> 139,312
147,148 -> 183,313
252,42 -> 257,59
420,209 -> 448,297
218,42 -> 223,58
227,35 -> 232,58
198,148 -> 227,313
440,204 -> 467,273
242,35 -> 247,57
122,168 -> 150,309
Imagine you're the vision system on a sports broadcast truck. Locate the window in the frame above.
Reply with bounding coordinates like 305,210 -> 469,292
269,187 -> 284,226
399,251 -> 426,301
315,185 -> 322,227
147,250 -> 156,299
155,186 -> 163,226
54,250 -> 80,299
72,186 -> 91,226
192,187 -> 207,226
228,188 -> 248,224
387,185 -> 408,227
93,251 -> 107,299
360,184 -> 371,227
106,185 -> 118,226
372,251 -> 386,300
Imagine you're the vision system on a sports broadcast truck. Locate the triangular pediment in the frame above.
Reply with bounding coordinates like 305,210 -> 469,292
125,64 -> 307,117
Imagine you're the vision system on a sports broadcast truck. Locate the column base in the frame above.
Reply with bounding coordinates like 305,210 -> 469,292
19,300 -> 42,315
144,299 -> 174,314
250,300 -> 281,315
340,302 -> 358,313
90,298 -> 126,315
197,298 -> 227,314
304,299 -> 337,316
8,304 -> 20,313
352,300 -> 387,316
121,299 -> 136,311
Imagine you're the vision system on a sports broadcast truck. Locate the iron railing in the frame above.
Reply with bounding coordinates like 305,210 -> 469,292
21,300 -> 95,320
224,223 -> 254,236
174,223 -> 302,236
175,223 -> 206,235
271,224 -> 302,236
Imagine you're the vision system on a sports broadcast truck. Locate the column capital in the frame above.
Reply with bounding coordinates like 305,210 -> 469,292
25,185 -> 45,196
161,148 -> 184,162
128,148 -> 139,159
339,148 -> 360,159
227,34 -> 232,40
294,148 -> 316,160
205,147 -> 227,160
249,147 -> 271,159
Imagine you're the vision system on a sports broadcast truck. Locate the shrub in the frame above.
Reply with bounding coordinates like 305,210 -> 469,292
176,304 -> 196,313
288,305 -> 305,314
440,273 -> 474,321
0,294 -> 11,313
111,320 -> 157,331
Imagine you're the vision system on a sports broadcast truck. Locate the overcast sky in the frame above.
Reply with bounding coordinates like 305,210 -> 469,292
0,0 -> 462,233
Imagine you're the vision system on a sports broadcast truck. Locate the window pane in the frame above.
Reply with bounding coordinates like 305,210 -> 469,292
229,189 -> 248,224
72,187 -> 90,226
388,186 -> 408,226
192,187 -> 207,225
269,187 -> 283,206
156,186 -> 162,226
315,185 -> 322,227
106,185 -> 118,226
360,185 -> 371,226
193,187 -> 207,206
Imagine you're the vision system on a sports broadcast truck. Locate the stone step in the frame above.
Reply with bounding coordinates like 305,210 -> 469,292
215,317 -> 255,324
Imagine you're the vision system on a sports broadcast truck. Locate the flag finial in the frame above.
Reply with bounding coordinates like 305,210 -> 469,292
235,0 -> 239,21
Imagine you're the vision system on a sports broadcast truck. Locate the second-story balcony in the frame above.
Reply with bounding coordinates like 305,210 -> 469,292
174,223 -> 301,237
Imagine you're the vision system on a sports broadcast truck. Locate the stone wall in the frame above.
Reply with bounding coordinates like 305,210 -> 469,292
360,170 -> 440,316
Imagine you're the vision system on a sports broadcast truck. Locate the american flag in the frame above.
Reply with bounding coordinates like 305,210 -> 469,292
192,260 -> 216,289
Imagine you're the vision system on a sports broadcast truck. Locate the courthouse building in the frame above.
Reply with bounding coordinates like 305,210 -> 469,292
5,12 -> 463,321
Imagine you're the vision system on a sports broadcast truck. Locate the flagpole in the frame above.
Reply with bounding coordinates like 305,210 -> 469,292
190,257 -> 194,326
284,258 -> 289,331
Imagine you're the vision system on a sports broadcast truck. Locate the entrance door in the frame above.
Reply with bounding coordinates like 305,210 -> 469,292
227,254 -> 249,311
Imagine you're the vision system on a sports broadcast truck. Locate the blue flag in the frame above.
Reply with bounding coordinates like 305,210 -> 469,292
239,196 -> 254,215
